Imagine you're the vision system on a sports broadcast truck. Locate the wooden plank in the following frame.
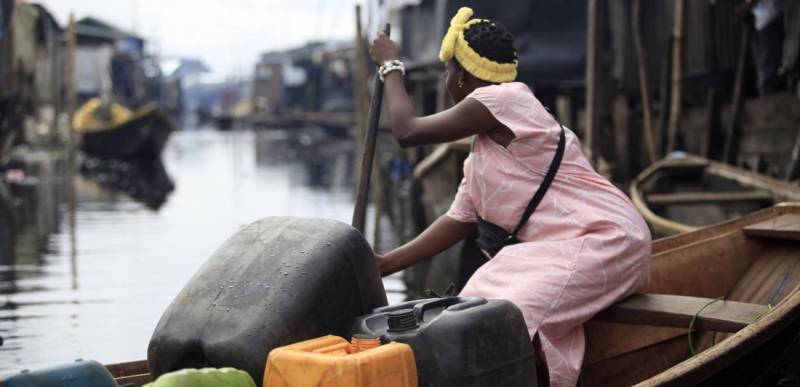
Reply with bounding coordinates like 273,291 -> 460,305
593,294 -> 769,333
585,334 -> 691,387
660,158 -> 709,170
743,214 -> 800,241
738,92 -> 800,130
106,360 -> 149,378
114,374 -> 153,387
584,321 -> 685,365
646,190 -> 773,205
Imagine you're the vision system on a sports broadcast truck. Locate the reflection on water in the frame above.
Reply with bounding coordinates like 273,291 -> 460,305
0,128 -> 405,375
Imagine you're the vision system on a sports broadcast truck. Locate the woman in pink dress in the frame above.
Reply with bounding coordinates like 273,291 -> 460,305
371,7 -> 651,387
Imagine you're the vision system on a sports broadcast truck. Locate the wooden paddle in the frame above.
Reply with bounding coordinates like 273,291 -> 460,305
352,23 -> 391,234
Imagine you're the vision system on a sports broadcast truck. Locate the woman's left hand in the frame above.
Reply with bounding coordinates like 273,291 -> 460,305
370,31 -> 400,66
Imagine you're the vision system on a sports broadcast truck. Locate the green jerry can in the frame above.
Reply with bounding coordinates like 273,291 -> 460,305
144,367 -> 255,387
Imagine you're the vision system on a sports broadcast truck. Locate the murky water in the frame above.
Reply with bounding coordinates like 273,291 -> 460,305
0,128 -> 405,376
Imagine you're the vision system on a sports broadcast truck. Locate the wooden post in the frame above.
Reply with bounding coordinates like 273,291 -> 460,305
584,0 -> 599,163
631,0 -> 657,165
66,13 -> 78,289
657,36 -> 673,157
704,88 -> 720,159
723,21 -> 752,165
786,125 -> 800,181
666,0 -> 685,154
352,23 -> 390,234
4,0 -> 16,93
613,95 -> 632,182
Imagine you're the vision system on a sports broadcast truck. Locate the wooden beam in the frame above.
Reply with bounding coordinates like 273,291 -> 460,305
646,191 -> 774,205
593,294 -> 769,333
743,214 -> 800,241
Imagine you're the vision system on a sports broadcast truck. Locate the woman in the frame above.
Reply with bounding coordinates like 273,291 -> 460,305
371,7 -> 651,387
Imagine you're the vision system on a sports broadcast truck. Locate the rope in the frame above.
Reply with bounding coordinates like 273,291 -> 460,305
750,304 -> 773,323
688,298 -> 774,355
688,296 -> 725,356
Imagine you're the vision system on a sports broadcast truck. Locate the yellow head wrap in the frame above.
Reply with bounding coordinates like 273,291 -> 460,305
438,7 -> 517,83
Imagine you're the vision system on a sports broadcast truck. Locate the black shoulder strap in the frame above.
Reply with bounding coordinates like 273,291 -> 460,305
510,122 -> 566,238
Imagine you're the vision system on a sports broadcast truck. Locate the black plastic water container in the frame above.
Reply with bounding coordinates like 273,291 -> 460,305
147,217 -> 387,385
350,297 -> 537,387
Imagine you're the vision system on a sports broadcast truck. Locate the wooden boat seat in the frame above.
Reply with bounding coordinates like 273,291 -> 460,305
592,294 -> 769,333
743,213 -> 800,242
646,190 -> 774,205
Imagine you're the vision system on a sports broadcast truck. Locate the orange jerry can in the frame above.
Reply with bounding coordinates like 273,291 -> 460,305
263,335 -> 417,387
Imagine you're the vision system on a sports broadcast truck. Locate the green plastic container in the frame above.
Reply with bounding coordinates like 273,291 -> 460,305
144,367 -> 255,387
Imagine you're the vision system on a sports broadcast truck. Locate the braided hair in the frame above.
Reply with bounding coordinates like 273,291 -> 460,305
463,20 -> 517,65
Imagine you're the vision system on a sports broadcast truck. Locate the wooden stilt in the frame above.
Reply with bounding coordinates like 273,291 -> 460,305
723,20 -> 753,165
666,0 -> 686,154
585,0 -> 599,163
631,0 -> 657,165
704,88 -> 721,160
785,125 -> 800,181
657,36 -> 673,157
66,13 -> 78,290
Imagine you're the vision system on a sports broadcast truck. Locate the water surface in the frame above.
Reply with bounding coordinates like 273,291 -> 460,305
0,128 -> 404,375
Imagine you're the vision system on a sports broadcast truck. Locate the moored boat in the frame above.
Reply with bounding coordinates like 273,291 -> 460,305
73,98 -> 176,208
74,98 -> 176,160
630,154 -> 800,237
104,203 -> 800,386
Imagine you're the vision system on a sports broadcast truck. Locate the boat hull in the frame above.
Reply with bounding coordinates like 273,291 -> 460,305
584,203 -> 800,386
630,155 -> 800,237
80,107 -> 175,160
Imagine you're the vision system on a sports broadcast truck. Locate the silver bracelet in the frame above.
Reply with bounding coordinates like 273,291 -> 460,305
379,60 -> 405,82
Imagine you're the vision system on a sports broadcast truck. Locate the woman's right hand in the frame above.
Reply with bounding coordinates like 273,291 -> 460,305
372,215 -> 476,277
369,31 -> 400,66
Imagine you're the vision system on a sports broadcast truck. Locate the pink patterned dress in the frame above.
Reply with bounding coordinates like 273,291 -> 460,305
447,82 -> 651,387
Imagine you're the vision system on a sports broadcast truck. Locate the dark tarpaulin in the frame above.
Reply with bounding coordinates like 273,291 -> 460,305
400,0 -> 587,88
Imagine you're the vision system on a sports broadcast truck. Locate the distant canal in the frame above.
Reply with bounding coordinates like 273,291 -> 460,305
0,127 -> 406,376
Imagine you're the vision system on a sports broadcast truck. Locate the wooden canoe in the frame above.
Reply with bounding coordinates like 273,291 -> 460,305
630,154 -> 800,237
583,202 -> 800,386
108,204 -> 800,386
75,98 -> 176,160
